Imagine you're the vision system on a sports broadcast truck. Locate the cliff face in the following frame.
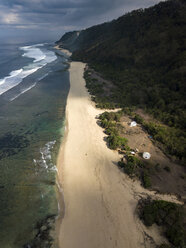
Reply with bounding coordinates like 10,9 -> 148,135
57,0 -> 186,58
56,20 -> 112,52
56,31 -> 81,51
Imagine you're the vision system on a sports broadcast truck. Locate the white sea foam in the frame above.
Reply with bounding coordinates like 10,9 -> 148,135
38,72 -> 49,81
0,44 -> 57,96
0,67 -> 41,95
21,46 -> 46,62
10,69 -> 23,77
0,69 -> 23,86
34,141 -> 57,173
20,45 -> 56,64
10,82 -> 37,101
9,71 -> 51,101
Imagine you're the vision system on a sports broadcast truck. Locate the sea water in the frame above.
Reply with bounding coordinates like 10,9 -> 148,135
0,42 -> 69,247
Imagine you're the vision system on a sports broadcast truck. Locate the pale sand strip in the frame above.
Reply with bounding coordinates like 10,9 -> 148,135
54,45 -> 72,57
57,62 -> 181,248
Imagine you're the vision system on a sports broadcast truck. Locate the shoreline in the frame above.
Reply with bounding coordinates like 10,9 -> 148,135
54,45 -> 72,57
56,60 -> 182,248
55,121 -> 68,244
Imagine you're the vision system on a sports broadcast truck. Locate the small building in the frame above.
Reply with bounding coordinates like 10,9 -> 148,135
143,152 -> 151,159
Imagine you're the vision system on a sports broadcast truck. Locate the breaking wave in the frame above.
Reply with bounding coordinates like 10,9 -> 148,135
10,72 -> 50,101
0,44 -> 57,96
33,141 -> 57,173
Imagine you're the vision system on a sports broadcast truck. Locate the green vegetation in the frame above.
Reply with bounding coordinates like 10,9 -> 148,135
142,171 -> 152,188
98,111 -> 128,150
57,0 -> 186,162
99,111 -> 153,187
84,70 -> 104,95
124,110 -> 185,163
99,111 -> 123,122
118,156 -> 152,188
119,155 -> 144,176
107,135 -> 128,150
139,199 -> 186,248
118,160 -> 135,175
143,122 -> 185,161
85,69 -> 185,163
84,70 -> 119,109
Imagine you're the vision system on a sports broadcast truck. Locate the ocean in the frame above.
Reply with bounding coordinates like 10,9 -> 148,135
0,42 -> 69,247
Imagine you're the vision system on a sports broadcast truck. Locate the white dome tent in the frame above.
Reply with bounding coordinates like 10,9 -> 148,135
143,152 -> 151,159
130,121 -> 137,127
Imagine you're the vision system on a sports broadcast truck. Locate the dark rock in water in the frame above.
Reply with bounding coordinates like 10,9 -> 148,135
23,215 -> 56,248
0,132 -> 29,160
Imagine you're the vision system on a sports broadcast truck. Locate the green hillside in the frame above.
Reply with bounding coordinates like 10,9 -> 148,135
56,0 -> 186,161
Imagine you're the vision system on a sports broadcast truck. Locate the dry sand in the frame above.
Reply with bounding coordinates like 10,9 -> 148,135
57,62 -> 181,248
54,45 -> 72,57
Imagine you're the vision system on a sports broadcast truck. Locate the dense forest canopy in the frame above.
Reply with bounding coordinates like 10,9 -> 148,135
57,0 -> 186,159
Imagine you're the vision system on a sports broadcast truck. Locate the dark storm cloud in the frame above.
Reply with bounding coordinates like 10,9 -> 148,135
0,0 -> 162,42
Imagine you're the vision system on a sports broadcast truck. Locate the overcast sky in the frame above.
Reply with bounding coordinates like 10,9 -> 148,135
0,0 -> 162,43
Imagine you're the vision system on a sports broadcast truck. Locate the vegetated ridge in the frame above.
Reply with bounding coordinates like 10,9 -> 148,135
56,0 -> 186,163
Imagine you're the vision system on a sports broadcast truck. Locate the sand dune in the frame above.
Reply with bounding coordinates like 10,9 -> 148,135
56,62 -> 181,248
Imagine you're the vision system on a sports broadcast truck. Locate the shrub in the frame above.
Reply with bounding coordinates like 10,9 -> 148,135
134,114 -> 144,124
118,161 -> 125,168
99,111 -> 122,122
107,134 -> 128,150
124,161 -> 135,175
127,156 -> 144,167
140,199 -> 186,248
104,126 -> 118,136
142,171 -> 151,188
166,225 -> 185,248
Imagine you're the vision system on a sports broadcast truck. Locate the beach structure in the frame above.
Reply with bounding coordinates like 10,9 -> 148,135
130,151 -> 135,155
130,121 -> 137,127
143,152 -> 151,159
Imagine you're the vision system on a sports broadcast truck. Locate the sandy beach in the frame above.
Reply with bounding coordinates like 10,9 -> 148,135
56,61 -> 181,248
54,45 -> 72,57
